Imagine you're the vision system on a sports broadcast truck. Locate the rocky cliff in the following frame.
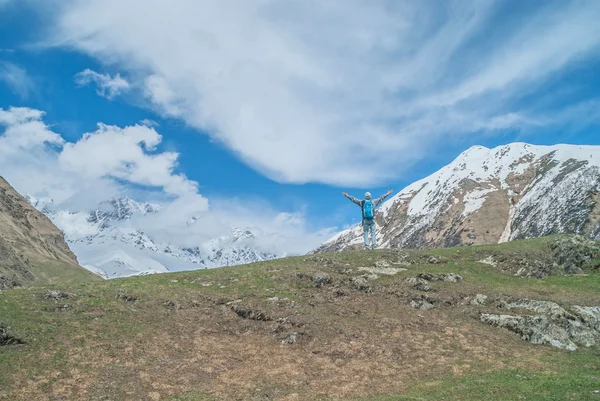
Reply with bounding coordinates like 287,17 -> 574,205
0,177 -> 98,288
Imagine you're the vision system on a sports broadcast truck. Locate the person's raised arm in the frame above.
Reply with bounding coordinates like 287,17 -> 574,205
342,192 -> 362,206
373,189 -> 393,207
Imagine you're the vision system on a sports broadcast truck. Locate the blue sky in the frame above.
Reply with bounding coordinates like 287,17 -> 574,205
1,0 -> 599,251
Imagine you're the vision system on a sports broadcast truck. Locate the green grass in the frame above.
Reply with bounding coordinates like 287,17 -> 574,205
1,235 -> 599,400
369,349 -> 600,401
29,258 -> 101,286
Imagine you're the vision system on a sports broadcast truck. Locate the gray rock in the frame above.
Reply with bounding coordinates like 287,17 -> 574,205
481,313 -> 578,351
549,235 -> 600,274
363,273 -> 379,281
416,273 -> 438,281
313,273 -> 332,288
500,299 -> 572,319
358,266 -> 406,275
231,305 -> 271,321
375,259 -> 391,268
350,276 -> 372,293
481,300 -> 600,351
282,332 -> 298,345
410,299 -> 434,310
44,290 -> 73,301
571,306 -> 600,331
332,288 -> 349,297
410,295 -> 440,310
406,277 -> 432,292
415,273 -> 463,283
115,289 -> 139,303
440,273 -> 463,282
427,256 -> 441,264
0,322 -> 24,346
470,294 -> 488,306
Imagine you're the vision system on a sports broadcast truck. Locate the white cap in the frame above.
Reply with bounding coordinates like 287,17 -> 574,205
365,192 -> 371,199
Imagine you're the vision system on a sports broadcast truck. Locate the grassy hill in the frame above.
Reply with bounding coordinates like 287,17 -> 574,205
0,235 -> 599,400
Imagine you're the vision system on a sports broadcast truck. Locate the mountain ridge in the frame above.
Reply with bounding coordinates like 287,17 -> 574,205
0,176 -> 99,288
25,196 -> 280,279
315,142 -> 600,253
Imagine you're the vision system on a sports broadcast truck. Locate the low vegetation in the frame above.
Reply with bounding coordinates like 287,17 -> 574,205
0,235 -> 599,400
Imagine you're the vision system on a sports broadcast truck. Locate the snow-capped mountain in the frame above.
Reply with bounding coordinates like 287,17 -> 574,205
314,143 -> 600,253
26,196 -> 279,279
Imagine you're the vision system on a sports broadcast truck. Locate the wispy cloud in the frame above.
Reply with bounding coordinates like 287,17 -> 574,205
36,0 -> 600,186
0,62 -> 34,98
0,106 -> 330,253
74,68 -> 130,99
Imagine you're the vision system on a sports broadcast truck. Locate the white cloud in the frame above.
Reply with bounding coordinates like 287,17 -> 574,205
39,0 -> 600,187
59,123 -> 197,196
0,107 -> 188,208
0,106 -> 327,254
74,68 -> 130,99
0,62 -> 34,98
139,118 -> 158,127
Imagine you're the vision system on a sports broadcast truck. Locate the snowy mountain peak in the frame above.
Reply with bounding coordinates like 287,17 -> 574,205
24,195 -> 55,212
24,195 -> 281,279
88,196 -> 161,224
231,227 -> 255,241
316,142 -> 600,253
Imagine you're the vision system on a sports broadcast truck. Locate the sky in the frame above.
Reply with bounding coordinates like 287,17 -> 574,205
1,0 -> 599,254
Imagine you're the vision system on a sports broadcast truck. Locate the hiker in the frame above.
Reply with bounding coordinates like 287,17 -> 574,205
342,190 -> 393,249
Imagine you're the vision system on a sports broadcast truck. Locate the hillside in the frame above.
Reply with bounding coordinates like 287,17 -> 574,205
315,143 -> 600,253
0,177 -> 100,288
0,235 -> 598,400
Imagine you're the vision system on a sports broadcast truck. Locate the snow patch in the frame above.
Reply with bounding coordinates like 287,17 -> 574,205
463,188 -> 496,216
319,142 -> 600,250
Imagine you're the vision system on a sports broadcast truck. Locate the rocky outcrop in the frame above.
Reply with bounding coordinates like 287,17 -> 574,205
0,177 -> 96,288
315,143 -> 600,253
481,299 -> 600,351
0,322 -> 24,346
479,235 -> 600,278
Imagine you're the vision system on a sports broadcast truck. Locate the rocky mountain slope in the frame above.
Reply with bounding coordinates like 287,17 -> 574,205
26,196 -> 279,279
0,177 -> 99,288
315,143 -> 600,253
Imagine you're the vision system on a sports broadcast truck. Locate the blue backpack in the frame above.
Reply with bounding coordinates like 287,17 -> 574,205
363,200 -> 374,219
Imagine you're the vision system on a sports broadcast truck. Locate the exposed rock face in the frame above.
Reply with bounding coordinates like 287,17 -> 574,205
481,299 -> 600,351
478,236 -> 600,278
0,177 -> 92,288
314,143 -> 600,253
